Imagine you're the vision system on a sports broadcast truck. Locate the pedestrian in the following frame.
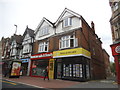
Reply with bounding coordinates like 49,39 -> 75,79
44,66 -> 49,80
4,67 -> 9,77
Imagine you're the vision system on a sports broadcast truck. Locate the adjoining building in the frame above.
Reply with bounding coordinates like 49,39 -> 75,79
103,49 -> 112,78
30,17 -> 55,79
20,26 -> 34,76
109,0 -> 120,84
10,34 -> 23,60
1,37 -> 11,74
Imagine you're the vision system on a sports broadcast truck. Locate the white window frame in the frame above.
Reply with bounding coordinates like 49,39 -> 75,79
39,27 -> 49,37
59,35 -> 78,49
38,42 -> 49,52
23,44 -> 30,53
63,17 -> 72,27
12,48 -> 16,55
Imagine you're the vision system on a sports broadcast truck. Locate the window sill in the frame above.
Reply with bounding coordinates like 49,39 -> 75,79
63,25 -> 72,29
38,51 -> 48,53
59,47 -> 76,50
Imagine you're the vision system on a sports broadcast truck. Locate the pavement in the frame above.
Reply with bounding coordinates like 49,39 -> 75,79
1,75 -> 80,88
1,74 -> 120,89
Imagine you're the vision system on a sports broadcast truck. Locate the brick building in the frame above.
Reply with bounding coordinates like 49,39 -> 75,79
30,8 -> 108,81
103,49 -> 111,78
1,37 -> 11,61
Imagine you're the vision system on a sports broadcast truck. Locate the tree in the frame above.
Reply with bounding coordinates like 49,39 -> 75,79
110,62 -> 116,75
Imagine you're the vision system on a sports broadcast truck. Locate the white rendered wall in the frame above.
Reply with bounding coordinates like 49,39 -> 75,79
35,21 -> 55,41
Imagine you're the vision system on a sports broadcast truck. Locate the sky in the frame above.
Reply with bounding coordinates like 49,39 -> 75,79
0,0 -> 114,62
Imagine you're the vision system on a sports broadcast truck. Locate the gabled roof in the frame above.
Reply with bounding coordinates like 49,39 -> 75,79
23,26 -> 34,38
55,8 -> 82,26
35,17 -> 54,34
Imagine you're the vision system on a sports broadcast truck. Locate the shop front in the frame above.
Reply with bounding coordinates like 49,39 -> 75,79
53,48 -> 91,81
30,52 -> 54,79
110,43 -> 120,84
20,58 -> 30,76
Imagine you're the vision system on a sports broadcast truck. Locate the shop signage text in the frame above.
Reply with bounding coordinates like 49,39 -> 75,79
53,48 -> 91,59
31,52 -> 53,60
20,58 -> 29,63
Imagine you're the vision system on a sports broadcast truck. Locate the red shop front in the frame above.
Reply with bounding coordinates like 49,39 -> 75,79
110,43 -> 120,84
30,52 -> 53,78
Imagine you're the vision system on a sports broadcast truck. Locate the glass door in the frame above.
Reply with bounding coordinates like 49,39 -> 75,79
57,63 -> 62,78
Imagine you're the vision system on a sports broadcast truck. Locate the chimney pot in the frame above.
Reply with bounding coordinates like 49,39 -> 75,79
91,21 -> 95,32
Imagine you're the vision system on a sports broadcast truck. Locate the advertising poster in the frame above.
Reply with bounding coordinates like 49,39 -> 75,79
11,62 -> 21,76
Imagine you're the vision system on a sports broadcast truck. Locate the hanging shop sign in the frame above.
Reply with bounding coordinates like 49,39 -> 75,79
115,46 -> 120,53
53,48 -> 91,59
110,43 -> 120,56
31,52 -> 53,60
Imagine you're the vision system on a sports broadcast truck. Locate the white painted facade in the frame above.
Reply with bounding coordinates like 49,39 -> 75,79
56,17 -> 81,34
55,9 -> 82,34
35,18 -> 55,41
10,40 -> 17,56
22,33 -> 33,54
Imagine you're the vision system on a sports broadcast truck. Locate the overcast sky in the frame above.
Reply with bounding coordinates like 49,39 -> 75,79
0,0 -> 114,62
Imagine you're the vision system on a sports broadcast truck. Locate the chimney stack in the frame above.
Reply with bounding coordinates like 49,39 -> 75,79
91,21 -> 95,32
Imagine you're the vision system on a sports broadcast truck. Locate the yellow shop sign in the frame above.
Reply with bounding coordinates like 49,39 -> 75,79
53,48 -> 91,59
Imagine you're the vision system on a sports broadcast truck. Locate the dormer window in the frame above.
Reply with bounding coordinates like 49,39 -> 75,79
39,27 -> 49,36
63,17 -> 72,27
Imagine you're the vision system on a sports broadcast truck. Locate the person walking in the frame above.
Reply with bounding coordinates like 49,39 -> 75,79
44,66 -> 49,80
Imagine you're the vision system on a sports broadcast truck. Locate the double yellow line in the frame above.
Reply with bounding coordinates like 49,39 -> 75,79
0,80 -> 17,85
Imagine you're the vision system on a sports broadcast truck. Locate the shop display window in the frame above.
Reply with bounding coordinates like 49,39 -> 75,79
86,65 -> 90,79
63,64 -> 72,77
63,63 -> 83,78
31,60 -> 48,77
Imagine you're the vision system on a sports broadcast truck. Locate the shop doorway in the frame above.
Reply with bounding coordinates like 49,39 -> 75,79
21,63 -> 28,76
57,63 -> 62,78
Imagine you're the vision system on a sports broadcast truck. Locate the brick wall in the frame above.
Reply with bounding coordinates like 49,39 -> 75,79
81,19 -> 106,79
